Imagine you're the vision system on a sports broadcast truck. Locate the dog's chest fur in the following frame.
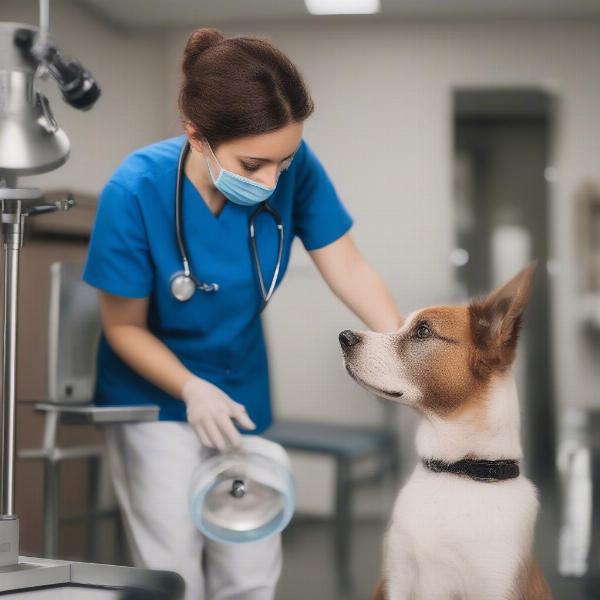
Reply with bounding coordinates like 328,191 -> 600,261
384,465 -> 538,599
383,374 -> 539,600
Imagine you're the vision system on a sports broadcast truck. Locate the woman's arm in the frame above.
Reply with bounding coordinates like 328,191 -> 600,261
308,232 -> 403,333
98,291 -> 255,450
98,291 -> 193,398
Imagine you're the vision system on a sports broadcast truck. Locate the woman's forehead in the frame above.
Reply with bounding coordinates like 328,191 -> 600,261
226,123 -> 303,160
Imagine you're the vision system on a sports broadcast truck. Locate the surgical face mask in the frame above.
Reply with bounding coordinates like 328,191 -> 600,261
204,141 -> 292,206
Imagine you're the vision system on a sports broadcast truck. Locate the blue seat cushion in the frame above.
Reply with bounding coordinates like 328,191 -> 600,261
263,420 -> 396,459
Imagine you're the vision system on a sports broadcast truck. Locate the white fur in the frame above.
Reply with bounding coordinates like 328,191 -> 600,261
344,313 -> 423,405
415,372 -> 523,462
384,372 -> 539,600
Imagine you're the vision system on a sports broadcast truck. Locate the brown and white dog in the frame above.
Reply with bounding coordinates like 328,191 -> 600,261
338,264 -> 552,600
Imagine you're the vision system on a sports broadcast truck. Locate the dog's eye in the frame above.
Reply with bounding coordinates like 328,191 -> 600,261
416,324 -> 432,339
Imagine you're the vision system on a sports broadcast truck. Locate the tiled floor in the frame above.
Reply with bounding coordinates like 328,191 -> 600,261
277,476 -> 597,599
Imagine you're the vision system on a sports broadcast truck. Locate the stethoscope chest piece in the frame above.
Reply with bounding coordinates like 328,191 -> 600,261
170,272 -> 197,302
170,269 -> 219,302
189,436 -> 295,544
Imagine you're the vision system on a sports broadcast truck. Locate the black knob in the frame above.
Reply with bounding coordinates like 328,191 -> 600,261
14,28 -> 35,50
339,330 -> 359,348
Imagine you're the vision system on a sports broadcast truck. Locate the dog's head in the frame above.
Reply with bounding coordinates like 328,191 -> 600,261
339,263 -> 536,417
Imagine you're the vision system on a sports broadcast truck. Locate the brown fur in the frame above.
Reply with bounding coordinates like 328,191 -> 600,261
402,263 -> 536,420
372,560 -> 553,600
469,263 -> 536,379
371,578 -> 386,600
511,557 -> 553,600
394,305 -> 492,419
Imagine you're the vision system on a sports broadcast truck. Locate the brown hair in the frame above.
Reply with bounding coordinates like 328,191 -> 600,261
179,28 -> 314,147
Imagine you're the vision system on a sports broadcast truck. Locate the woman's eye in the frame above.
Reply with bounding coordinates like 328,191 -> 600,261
416,324 -> 432,339
241,162 -> 260,173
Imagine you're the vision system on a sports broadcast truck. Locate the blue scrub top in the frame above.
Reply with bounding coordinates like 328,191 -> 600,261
82,135 -> 353,434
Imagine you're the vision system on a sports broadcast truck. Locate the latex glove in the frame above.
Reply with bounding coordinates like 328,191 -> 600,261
181,377 -> 256,451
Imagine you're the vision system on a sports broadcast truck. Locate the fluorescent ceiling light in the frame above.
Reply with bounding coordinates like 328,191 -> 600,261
305,0 -> 381,15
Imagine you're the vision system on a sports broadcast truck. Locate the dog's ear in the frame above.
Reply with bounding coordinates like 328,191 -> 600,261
468,261 -> 536,377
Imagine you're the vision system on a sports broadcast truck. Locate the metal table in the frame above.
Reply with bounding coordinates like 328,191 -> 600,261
0,555 -> 184,598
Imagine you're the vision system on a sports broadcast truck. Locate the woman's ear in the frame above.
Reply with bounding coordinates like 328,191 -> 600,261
184,123 -> 206,154
468,261 -> 537,377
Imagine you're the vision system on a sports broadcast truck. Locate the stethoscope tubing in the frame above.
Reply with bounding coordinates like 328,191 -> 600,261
249,202 -> 284,307
173,140 -> 284,309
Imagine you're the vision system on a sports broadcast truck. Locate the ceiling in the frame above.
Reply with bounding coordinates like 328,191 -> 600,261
75,0 -> 600,29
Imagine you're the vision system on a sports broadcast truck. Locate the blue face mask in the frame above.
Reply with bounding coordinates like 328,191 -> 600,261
205,141 -> 277,206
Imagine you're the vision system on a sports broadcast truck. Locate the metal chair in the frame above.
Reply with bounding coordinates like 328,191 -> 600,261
264,417 -> 400,590
19,261 -> 158,562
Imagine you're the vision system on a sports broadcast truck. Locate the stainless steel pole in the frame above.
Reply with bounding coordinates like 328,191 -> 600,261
1,203 -> 24,517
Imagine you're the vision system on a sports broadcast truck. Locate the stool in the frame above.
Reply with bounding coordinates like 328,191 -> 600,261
19,403 -> 159,561
264,419 -> 400,590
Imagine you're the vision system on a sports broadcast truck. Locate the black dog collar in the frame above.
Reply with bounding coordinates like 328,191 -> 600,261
422,457 -> 520,482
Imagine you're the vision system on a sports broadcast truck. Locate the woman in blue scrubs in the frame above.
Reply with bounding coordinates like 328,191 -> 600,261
82,27 -> 402,600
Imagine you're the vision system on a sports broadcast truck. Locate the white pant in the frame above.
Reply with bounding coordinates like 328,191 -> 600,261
105,421 -> 282,600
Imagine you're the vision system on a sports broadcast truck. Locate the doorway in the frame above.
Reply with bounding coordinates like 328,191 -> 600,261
452,88 -> 556,481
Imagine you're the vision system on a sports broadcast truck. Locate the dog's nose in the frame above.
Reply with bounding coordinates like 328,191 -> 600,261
339,330 -> 359,348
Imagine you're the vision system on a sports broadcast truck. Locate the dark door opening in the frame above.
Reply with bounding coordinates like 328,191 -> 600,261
452,88 -> 556,482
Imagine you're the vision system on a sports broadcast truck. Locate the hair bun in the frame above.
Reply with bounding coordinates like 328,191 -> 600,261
183,28 -> 225,73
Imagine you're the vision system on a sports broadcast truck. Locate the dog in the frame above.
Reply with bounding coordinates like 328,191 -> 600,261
338,263 -> 552,600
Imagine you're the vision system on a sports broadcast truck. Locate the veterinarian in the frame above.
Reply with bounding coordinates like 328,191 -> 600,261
82,27 -> 402,600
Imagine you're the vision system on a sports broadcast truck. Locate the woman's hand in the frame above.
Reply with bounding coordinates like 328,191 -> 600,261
181,377 -> 256,451
97,291 -> 256,451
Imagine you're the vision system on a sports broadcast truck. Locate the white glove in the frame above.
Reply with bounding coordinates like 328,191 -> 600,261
181,377 -> 256,451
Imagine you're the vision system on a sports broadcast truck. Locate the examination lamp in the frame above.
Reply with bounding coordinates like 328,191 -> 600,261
0,21 -> 100,177
0,18 -> 100,570
14,26 -> 101,111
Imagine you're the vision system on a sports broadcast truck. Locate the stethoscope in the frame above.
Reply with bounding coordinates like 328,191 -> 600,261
170,141 -> 284,311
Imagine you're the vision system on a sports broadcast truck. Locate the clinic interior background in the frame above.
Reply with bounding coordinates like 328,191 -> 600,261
2,0 -> 600,523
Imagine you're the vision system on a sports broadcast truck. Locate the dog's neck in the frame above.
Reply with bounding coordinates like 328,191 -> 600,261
415,371 -> 523,463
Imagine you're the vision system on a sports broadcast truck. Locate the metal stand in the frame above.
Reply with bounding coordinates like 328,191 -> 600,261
0,17 -> 183,596
0,188 -> 183,596
0,187 -> 69,567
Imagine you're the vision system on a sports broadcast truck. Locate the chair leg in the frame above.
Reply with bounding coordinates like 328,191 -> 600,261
42,459 -> 59,559
87,454 -> 101,562
116,509 -> 130,566
585,443 -> 600,576
335,457 -> 352,591
41,410 -> 60,558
